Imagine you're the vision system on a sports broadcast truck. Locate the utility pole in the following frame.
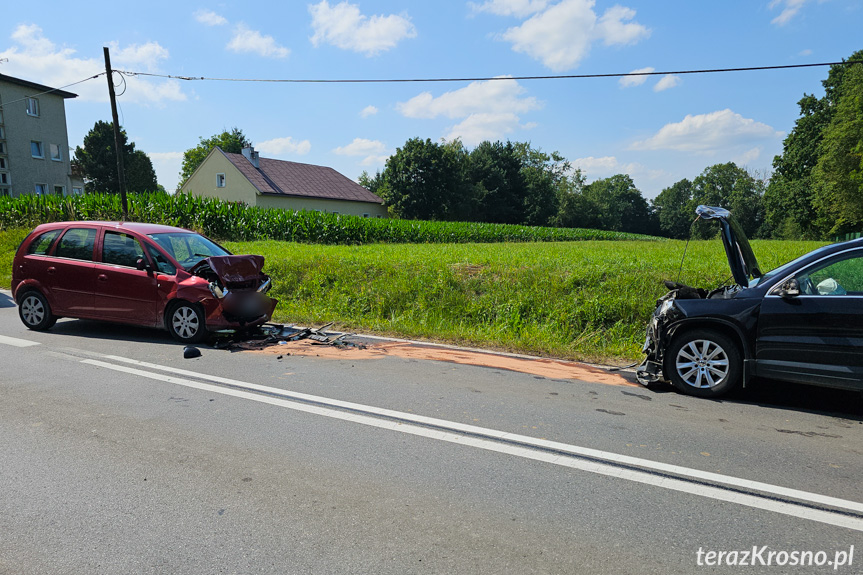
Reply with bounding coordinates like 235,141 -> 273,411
103,46 -> 128,220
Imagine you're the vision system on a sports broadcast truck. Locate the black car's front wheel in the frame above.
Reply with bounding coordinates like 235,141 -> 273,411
166,301 -> 208,344
664,329 -> 741,398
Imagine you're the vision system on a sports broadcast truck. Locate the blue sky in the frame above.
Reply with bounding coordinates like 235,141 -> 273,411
1,0 -> 861,199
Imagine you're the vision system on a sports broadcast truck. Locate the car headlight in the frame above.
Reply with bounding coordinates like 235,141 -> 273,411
659,298 -> 675,316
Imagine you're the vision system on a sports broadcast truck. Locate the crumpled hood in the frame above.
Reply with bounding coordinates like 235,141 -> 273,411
696,205 -> 762,287
190,255 -> 266,285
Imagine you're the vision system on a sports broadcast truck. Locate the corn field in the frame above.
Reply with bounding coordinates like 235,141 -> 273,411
0,192 -> 660,244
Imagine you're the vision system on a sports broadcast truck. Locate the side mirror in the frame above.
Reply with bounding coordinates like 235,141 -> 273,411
136,257 -> 151,271
777,278 -> 800,299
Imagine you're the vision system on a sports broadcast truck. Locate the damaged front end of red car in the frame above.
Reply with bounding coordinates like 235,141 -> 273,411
189,255 -> 278,329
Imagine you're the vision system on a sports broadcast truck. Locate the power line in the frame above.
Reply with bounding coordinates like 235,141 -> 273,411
117,60 -> 862,85
0,73 -> 106,109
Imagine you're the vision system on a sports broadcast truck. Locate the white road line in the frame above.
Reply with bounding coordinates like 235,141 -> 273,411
101,354 -> 863,515
0,335 -> 40,348
84,356 -> 863,533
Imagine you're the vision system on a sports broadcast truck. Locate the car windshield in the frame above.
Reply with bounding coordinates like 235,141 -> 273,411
749,242 -> 834,287
147,232 -> 231,271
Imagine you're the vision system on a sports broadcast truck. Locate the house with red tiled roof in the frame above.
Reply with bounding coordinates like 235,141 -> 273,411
181,146 -> 388,218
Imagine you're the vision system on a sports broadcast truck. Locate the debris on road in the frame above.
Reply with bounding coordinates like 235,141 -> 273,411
210,322 -> 367,353
183,346 -> 202,359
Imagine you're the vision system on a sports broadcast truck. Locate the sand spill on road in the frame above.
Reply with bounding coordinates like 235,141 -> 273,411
243,339 -> 637,387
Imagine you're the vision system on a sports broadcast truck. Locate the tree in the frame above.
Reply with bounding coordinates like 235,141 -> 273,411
378,138 -> 469,220
764,50 -> 863,238
811,62 -> 863,235
179,128 -> 252,189
514,143 -> 567,227
581,174 -> 656,235
691,163 -> 764,239
652,179 -> 694,239
72,121 -> 158,193
468,141 -> 525,224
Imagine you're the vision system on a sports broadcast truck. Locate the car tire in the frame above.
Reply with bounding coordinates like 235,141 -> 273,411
18,290 -> 57,331
664,328 -> 741,398
166,301 -> 208,344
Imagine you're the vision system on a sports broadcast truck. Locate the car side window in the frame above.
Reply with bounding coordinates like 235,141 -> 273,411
54,228 -> 97,261
796,252 -> 863,295
26,229 -> 62,255
145,243 -> 177,275
102,231 -> 145,268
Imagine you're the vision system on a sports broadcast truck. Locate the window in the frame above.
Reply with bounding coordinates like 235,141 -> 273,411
26,97 -> 40,117
0,126 -> 5,138
363,213 -> 370,218
0,173 -> 8,185
55,228 -> 97,261
54,186 -> 65,196
796,252 -> 863,295
0,158 -> 6,169
27,230 -> 62,255
145,243 -> 176,275
216,173 -> 226,187
34,184 -> 46,195
0,188 -> 10,198
50,144 -> 62,161
72,187 -> 83,195
102,231 -> 145,267
31,141 -> 44,158
0,142 -> 7,154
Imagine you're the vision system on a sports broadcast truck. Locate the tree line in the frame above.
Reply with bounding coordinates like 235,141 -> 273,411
363,51 -> 862,240
71,50 -> 861,240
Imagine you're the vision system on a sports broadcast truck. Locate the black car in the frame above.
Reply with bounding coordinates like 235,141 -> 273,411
637,205 -> 863,397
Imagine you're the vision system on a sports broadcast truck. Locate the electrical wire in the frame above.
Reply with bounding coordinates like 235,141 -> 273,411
0,73 -> 106,109
116,60 -> 863,85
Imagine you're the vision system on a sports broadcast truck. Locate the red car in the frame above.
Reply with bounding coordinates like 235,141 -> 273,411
11,221 -> 277,343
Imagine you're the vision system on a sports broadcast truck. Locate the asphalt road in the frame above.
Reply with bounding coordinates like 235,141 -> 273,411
1,289 -> 862,574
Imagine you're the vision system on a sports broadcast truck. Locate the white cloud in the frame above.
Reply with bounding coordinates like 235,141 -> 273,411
0,25 -> 185,105
309,1 -> 416,56
630,109 -> 781,153
227,24 -> 290,58
733,147 -> 763,166
502,0 -> 649,71
108,41 -> 170,73
769,0 -> 810,25
257,137 -> 311,156
619,67 -> 654,88
572,156 -> 667,183
397,77 -> 540,119
469,0 -> 551,17
445,112 -> 535,146
653,74 -> 681,92
333,138 -> 389,165
195,9 -> 228,26
799,48 -> 813,56
397,78 -> 540,146
360,105 -> 378,118
333,138 -> 387,156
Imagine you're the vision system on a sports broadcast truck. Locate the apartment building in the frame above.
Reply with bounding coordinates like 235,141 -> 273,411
0,73 -> 81,198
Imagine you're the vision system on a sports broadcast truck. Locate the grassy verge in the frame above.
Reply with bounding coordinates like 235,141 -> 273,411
0,229 -> 823,363
227,238 -> 823,363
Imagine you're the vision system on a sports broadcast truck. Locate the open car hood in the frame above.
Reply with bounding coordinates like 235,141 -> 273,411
696,205 -> 762,288
190,255 -> 266,285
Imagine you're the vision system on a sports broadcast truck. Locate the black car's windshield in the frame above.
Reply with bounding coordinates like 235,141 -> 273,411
749,243 -> 833,287
147,232 -> 231,270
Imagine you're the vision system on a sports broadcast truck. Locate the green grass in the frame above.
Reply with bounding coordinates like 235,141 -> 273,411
227,238 -> 824,362
0,228 -> 824,362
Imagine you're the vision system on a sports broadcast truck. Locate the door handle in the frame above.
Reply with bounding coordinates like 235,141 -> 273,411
98,274 -> 108,281
47,267 -> 56,275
